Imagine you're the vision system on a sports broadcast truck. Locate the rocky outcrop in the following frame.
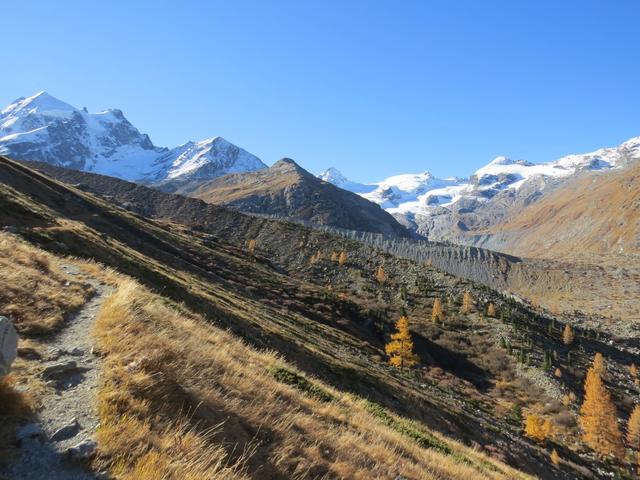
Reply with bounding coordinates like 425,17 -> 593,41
0,316 -> 18,376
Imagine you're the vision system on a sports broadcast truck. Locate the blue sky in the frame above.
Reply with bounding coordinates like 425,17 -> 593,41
2,1 -> 639,181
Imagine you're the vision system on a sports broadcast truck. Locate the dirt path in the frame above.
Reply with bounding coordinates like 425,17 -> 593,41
1,264 -> 111,480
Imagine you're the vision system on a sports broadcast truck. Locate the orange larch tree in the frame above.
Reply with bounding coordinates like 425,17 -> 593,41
385,315 -> 419,371
431,298 -> 444,323
579,356 -> 624,458
247,238 -> 257,255
627,405 -> 640,450
524,414 -> 551,443
562,324 -> 574,346
592,352 -> 606,378
375,265 -> 386,283
461,291 -> 473,314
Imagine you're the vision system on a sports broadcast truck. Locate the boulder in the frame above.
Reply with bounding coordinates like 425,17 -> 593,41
0,316 -> 18,376
51,418 -> 80,442
67,439 -> 98,460
41,360 -> 77,378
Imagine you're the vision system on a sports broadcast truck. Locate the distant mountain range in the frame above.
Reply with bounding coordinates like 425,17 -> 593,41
319,136 -> 640,243
3,91 -> 639,250
0,91 -> 266,184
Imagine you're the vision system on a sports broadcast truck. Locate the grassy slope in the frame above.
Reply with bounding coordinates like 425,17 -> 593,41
92,275 -> 531,479
1,157 -> 636,477
0,187 -> 531,479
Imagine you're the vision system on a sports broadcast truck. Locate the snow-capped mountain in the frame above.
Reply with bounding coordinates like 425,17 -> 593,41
318,167 -> 375,194
0,92 -> 266,183
318,168 -> 466,211
319,135 -> 640,239
150,137 -> 266,184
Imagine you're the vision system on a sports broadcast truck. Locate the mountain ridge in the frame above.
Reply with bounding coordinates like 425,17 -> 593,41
0,91 -> 267,184
319,135 -> 640,241
160,156 -> 412,238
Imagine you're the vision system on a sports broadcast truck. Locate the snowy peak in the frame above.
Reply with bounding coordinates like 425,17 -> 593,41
323,135 -> 640,222
485,156 -> 513,167
0,92 -> 265,184
1,91 -> 75,118
318,167 -> 349,185
156,136 -> 267,182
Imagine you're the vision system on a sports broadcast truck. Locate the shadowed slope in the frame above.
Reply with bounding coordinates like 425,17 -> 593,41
162,157 -> 412,237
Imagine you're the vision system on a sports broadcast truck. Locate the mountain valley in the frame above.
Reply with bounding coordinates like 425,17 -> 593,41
1,92 -> 639,480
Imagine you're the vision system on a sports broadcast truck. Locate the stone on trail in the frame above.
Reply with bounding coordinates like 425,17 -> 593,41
41,360 -> 78,378
0,316 -> 18,376
67,439 -> 98,461
50,418 -> 80,442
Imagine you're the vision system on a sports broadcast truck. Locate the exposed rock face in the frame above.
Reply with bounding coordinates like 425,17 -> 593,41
464,160 -> 640,265
0,92 -> 165,178
151,137 -> 267,187
0,316 -> 18,376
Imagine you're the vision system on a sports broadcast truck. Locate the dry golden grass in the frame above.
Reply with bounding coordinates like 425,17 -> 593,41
0,232 -> 94,335
0,232 -> 99,457
93,278 -> 532,480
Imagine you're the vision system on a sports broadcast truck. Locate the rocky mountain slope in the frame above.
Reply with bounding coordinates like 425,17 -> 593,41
321,136 -> 640,240
23,158 -> 640,334
4,155 -> 639,478
162,157 -> 412,237
0,173 -> 534,480
0,91 -> 266,183
469,159 -> 640,266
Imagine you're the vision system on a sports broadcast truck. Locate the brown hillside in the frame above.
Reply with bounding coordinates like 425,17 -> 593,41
163,157 -> 411,238
480,161 -> 640,266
